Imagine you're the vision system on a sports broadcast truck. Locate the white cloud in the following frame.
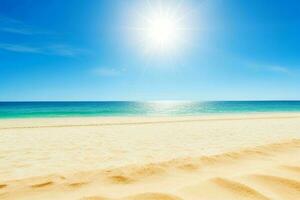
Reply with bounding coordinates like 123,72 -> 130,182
0,43 -> 85,57
0,16 -> 86,57
47,44 -> 86,56
1,27 -> 34,35
268,66 -> 290,74
93,67 -> 124,77
0,16 -> 50,35
248,62 -> 294,75
0,44 -> 41,53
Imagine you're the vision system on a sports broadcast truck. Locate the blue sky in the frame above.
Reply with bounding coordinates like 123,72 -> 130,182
0,0 -> 299,101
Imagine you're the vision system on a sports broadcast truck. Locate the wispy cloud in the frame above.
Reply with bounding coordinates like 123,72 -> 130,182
1,27 -> 34,35
0,15 -> 50,35
0,43 -> 85,57
0,16 -> 86,57
0,44 -> 41,53
0,15 -> 21,25
47,44 -> 87,56
93,67 -> 125,77
247,62 -> 295,76
268,66 -> 290,74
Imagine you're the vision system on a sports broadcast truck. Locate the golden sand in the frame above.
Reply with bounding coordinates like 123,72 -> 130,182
0,113 -> 300,199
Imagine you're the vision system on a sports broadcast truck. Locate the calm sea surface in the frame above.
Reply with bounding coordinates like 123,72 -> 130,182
0,101 -> 300,118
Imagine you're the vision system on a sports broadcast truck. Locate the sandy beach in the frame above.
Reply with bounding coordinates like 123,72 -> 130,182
1,113 -> 300,200
2,0 -> 299,199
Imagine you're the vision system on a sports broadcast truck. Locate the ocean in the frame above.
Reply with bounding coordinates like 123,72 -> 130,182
0,101 -> 300,119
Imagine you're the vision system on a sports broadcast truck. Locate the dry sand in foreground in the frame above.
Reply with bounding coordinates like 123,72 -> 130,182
0,113 -> 300,200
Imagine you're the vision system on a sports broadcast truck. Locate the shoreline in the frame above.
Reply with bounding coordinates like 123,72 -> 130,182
1,112 -> 300,129
1,110 -> 300,119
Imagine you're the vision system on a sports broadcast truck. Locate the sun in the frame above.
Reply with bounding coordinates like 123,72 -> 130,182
129,1 -> 193,55
143,11 -> 181,51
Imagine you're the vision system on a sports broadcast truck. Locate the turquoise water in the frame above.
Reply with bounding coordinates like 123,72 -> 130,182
0,101 -> 300,119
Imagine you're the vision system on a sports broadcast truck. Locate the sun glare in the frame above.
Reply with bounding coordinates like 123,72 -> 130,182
129,1 -> 193,55
144,12 -> 180,51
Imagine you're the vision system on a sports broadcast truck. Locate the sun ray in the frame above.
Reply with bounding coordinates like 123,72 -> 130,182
128,0 -> 196,55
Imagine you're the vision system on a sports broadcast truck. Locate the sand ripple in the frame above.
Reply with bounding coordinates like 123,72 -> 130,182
0,139 -> 300,200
